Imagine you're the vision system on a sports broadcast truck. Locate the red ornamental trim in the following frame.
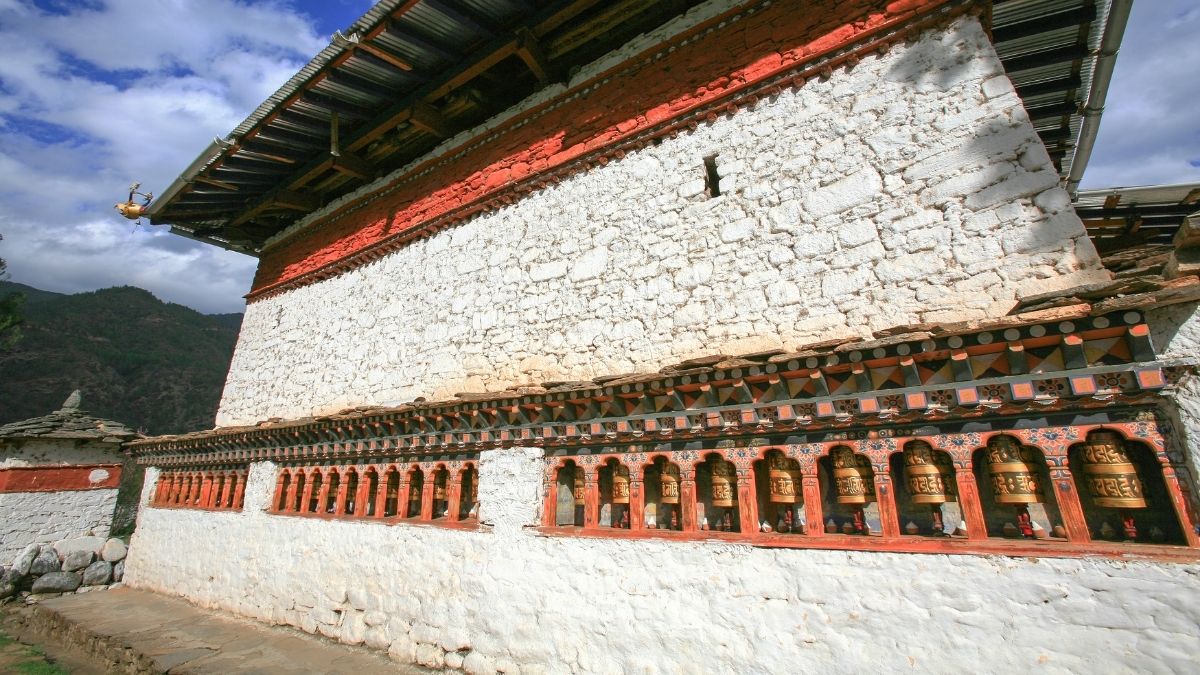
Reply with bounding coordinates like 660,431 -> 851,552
0,464 -> 123,493
247,0 -> 964,301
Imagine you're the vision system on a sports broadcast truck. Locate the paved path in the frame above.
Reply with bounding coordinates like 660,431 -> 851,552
12,588 -> 427,674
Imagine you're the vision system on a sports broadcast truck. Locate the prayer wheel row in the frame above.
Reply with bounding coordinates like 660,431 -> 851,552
567,428 -> 1148,513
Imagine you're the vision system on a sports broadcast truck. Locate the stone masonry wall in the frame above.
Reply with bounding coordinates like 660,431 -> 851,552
124,448 -> 1200,673
0,489 -> 118,560
1,439 -> 125,468
1148,301 -> 1200,491
215,14 -> 1108,426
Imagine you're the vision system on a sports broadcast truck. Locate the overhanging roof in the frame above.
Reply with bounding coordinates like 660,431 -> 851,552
1076,182 -> 1200,252
148,0 -> 1127,255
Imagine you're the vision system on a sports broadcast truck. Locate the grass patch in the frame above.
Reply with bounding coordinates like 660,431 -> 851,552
13,660 -> 70,675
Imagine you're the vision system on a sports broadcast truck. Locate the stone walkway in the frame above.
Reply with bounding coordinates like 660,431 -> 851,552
8,588 -> 428,673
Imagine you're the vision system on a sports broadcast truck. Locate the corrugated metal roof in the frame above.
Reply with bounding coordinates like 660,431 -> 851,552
148,0 -> 1127,256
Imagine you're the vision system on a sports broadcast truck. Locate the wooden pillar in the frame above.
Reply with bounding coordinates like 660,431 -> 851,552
355,471 -> 372,517
334,471 -> 350,516
1047,466 -> 1091,543
233,472 -> 246,509
874,471 -> 901,538
1161,461 -> 1200,547
373,471 -> 389,518
954,466 -> 988,540
199,474 -> 214,508
802,473 -> 824,537
270,473 -> 287,512
285,473 -> 300,513
448,472 -> 463,522
681,470 -> 698,532
629,476 -> 644,531
542,469 -> 559,527
583,471 -> 599,529
420,479 -> 435,520
316,472 -> 332,515
737,470 -> 758,534
300,474 -> 316,513
398,473 -> 413,518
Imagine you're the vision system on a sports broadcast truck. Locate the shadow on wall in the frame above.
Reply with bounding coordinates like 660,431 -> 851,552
110,455 -> 144,538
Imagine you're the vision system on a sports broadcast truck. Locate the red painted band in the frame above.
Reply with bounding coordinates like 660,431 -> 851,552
250,0 -> 954,298
0,464 -> 123,493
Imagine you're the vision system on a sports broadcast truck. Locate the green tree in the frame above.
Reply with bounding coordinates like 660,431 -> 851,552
0,232 -> 24,349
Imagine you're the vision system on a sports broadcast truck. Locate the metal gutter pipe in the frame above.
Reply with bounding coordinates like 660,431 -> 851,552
1067,0 -> 1133,198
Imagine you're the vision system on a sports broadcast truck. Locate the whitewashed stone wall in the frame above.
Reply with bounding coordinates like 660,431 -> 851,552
1,439 -> 124,468
0,488 -> 118,560
216,15 -> 1107,426
125,448 -> 1200,673
1148,301 -> 1200,484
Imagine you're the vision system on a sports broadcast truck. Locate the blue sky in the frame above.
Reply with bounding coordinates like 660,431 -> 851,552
0,0 -> 1197,314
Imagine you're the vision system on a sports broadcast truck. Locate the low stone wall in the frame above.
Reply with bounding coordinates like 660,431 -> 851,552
1,536 -> 127,602
0,488 -> 119,561
124,452 -> 1200,673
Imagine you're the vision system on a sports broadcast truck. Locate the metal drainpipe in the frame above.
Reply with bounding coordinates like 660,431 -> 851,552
1066,0 -> 1134,198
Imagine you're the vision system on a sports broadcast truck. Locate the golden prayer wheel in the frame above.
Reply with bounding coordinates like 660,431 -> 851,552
831,446 -> 876,505
469,473 -> 478,504
904,441 -> 956,505
767,452 -> 801,504
659,463 -> 680,504
710,460 -> 737,508
572,466 -> 586,506
611,465 -> 630,505
985,436 -> 1043,504
433,473 -> 447,501
1079,431 -> 1147,509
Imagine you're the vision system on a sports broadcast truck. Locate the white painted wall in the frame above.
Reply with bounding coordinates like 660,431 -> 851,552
215,15 -> 1107,426
0,488 -> 118,560
125,448 -> 1200,674
1147,301 -> 1200,495
1,439 -> 124,468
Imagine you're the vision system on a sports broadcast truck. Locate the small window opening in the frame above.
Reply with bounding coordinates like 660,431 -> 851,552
703,154 -> 721,198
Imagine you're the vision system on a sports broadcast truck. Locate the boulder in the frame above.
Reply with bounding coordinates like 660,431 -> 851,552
101,538 -> 127,562
29,548 -> 61,575
10,544 -> 40,576
53,536 -> 105,560
62,550 -> 94,572
31,571 -> 81,594
112,560 -> 125,583
82,561 -> 112,586
0,568 -> 17,600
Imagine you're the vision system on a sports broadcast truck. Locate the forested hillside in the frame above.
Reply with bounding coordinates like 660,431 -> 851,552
0,281 -> 241,434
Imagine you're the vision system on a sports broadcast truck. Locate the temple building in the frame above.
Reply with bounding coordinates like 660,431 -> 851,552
124,0 -> 1200,672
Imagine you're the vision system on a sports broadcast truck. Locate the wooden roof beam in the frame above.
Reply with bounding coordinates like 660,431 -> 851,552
515,27 -> 553,84
331,153 -> 376,180
409,101 -> 454,138
354,41 -> 416,72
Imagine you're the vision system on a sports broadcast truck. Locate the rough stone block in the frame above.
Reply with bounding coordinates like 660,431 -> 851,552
62,550 -> 94,572
101,538 -> 127,562
29,548 -> 61,575
1164,246 -> 1200,280
81,560 -> 112,586
30,571 -> 81,594
53,536 -> 105,560
112,560 -> 125,583
10,544 -> 39,576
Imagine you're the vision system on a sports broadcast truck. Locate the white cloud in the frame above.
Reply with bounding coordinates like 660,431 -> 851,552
0,0 -> 333,313
1080,0 -> 1200,189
